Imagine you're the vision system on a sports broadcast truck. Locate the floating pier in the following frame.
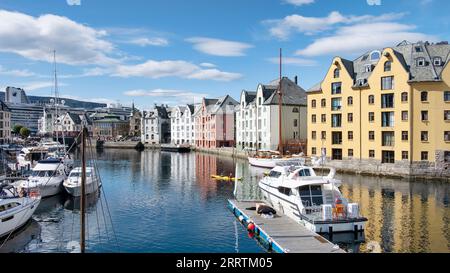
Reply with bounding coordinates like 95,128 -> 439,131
228,199 -> 345,253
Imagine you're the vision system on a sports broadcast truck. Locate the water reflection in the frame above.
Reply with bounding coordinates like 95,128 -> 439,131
64,191 -> 101,211
0,220 -> 41,253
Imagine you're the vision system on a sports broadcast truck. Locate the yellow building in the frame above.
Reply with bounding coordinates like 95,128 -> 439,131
307,41 -> 450,178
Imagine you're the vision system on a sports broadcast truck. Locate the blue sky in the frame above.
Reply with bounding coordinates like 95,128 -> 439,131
0,0 -> 448,110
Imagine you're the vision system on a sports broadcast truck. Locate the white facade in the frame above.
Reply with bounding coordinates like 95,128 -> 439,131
236,77 -> 308,152
141,105 -> 171,144
170,105 -> 196,145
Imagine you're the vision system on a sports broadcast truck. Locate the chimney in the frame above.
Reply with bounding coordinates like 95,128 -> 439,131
294,76 -> 298,85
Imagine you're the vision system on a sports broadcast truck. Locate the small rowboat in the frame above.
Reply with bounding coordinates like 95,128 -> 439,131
210,175 -> 242,181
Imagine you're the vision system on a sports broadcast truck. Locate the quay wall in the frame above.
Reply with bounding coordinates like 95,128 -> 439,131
96,142 -> 449,181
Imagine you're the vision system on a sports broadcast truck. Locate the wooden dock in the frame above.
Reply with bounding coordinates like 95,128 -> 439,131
228,200 -> 345,253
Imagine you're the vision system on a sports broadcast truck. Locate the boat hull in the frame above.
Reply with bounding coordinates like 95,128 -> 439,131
20,179 -> 64,198
249,157 -> 305,168
0,197 -> 41,238
63,181 -> 101,197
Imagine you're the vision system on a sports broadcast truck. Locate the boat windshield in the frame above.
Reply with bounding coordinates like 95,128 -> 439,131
31,170 -> 55,177
269,171 -> 282,178
70,171 -> 92,178
298,185 -> 324,207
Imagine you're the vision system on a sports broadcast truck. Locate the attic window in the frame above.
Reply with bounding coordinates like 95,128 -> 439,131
415,46 -> 423,52
370,51 -> 381,61
364,65 -> 372,73
433,57 -> 442,66
416,58 -> 426,67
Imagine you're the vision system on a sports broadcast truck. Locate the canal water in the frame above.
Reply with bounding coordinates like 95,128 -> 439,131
1,149 -> 449,253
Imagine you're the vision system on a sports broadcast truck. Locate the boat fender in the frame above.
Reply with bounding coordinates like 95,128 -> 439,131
238,215 -> 244,222
267,237 -> 273,251
247,222 -> 255,233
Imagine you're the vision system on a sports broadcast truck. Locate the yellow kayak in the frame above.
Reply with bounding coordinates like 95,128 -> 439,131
211,175 -> 242,181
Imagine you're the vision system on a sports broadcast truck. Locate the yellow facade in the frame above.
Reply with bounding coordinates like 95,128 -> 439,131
308,46 -> 450,167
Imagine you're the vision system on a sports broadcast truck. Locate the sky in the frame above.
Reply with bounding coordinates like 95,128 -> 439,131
0,0 -> 448,110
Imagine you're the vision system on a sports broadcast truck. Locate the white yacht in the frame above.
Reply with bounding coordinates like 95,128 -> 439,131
0,185 -> 41,238
13,147 -> 49,171
258,164 -> 367,233
63,167 -> 101,197
248,150 -> 305,169
19,158 -> 67,198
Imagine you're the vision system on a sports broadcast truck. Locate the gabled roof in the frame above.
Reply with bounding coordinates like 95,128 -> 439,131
0,100 -> 10,112
241,90 -> 257,105
263,77 -> 307,106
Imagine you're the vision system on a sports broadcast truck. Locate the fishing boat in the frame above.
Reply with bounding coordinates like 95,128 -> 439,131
258,164 -> 367,233
63,167 -> 101,197
19,158 -> 67,198
0,185 -> 41,238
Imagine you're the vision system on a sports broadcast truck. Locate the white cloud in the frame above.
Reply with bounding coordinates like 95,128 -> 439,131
295,22 -> 436,57
199,62 -> 217,68
367,0 -> 381,5
0,65 -> 36,77
267,57 -> 318,66
114,59 -> 242,81
67,0 -> 81,5
264,11 -> 404,40
23,81 -> 67,91
284,0 -> 315,6
0,10 -> 117,66
126,37 -> 169,47
186,37 -> 253,57
124,89 -> 208,104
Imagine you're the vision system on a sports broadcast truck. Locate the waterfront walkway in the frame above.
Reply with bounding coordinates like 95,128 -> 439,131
229,200 -> 345,253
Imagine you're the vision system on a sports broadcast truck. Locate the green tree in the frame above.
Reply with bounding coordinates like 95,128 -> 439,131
19,127 -> 30,138
12,124 -> 23,134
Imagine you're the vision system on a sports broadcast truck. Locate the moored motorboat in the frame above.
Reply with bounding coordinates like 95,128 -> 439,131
63,167 -> 101,197
248,150 -> 305,168
258,165 -> 367,233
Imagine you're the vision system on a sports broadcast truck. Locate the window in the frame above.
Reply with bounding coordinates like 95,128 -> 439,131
382,132 -> 395,146
369,150 -> 375,158
299,185 -> 324,207
332,132 -> 342,145
402,131 -> 409,141
332,149 -> 343,160
311,100 -> 317,108
293,107 -> 299,113
331,98 -> 342,111
370,51 -> 381,61
421,91 -> 428,102
369,112 -> 375,122
421,131 -> 429,142
382,151 -> 395,164
384,61 -> 392,72
381,76 -> 394,90
311,147 -> 317,155
445,131 -> 450,142
415,46 -> 423,52
369,131 -> 375,140
258,97 -> 262,105
401,92 -> 408,102
321,99 -> 326,107
421,152 -> 428,161
368,95 -> 375,104
312,115 -> 317,123
278,187 -> 292,196
402,111 -> 409,121
348,113 -> 353,122
364,65 -> 372,73
332,82 -> 342,95
402,151 -> 409,160
269,171 -> 282,178
348,149 -> 354,157
321,131 -> 326,140
444,91 -> 450,102
445,110 -> 450,121
381,94 -> 394,108
421,111 -> 428,121
446,152 -> 450,163
382,112 -> 394,127
321,114 -> 326,123
348,96 -> 353,105
294,119 -> 298,127
331,114 -> 342,127
416,57 -> 426,67
312,131 -> 317,140
334,68 -> 340,78
434,57 -> 442,66
348,131 -> 353,140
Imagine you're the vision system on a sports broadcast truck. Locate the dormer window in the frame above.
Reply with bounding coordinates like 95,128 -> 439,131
333,68 -> 340,78
415,46 -> 423,52
416,58 -> 426,67
433,57 -> 442,66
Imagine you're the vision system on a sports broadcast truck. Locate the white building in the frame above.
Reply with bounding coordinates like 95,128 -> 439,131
141,105 -> 171,144
236,77 -> 308,152
170,104 -> 196,145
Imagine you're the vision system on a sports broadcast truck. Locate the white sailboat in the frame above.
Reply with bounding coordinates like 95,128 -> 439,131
258,164 -> 367,233
0,185 -> 41,238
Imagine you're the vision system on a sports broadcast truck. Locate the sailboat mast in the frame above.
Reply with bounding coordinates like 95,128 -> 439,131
278,48 -> 283,155
80,126 -> 86,253
53,50 -> 59,144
